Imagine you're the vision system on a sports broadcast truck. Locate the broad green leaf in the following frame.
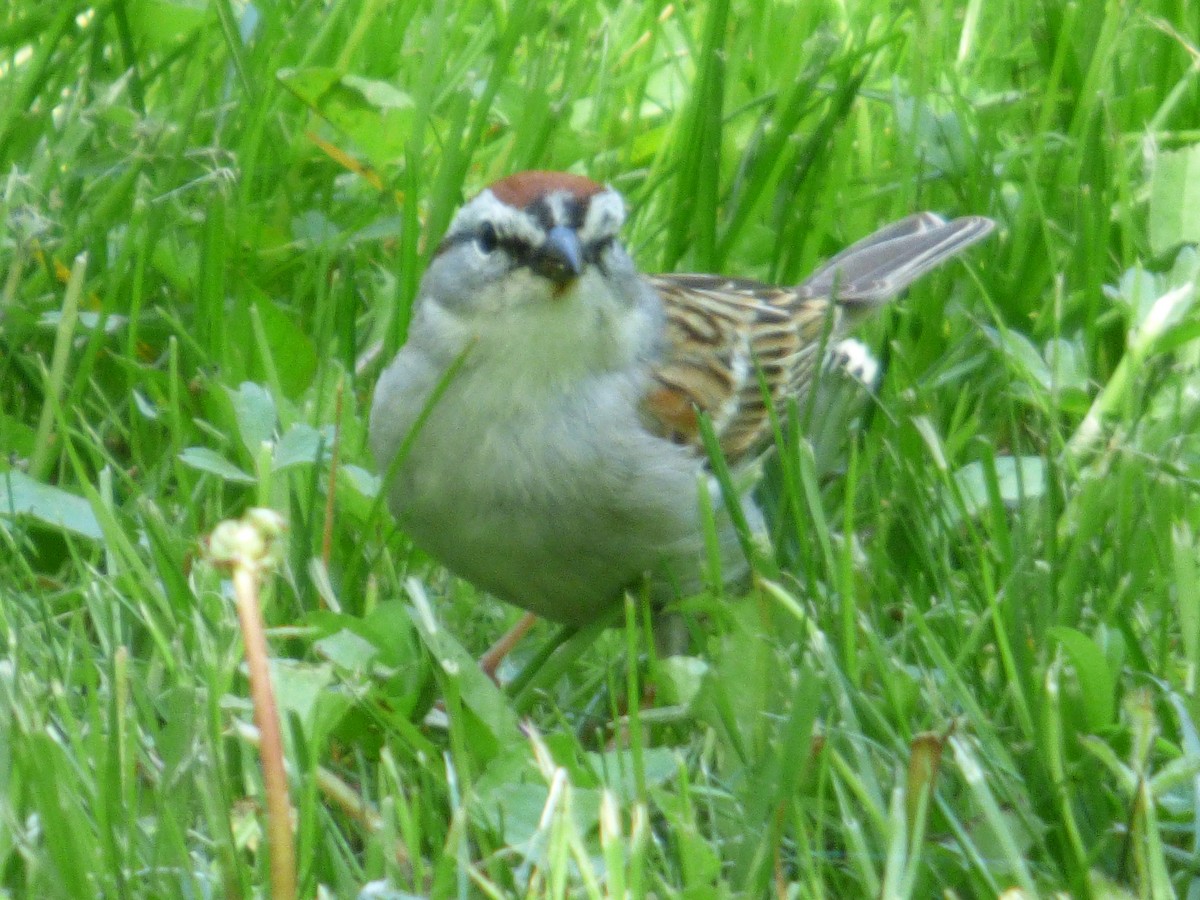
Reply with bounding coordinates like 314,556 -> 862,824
277,67 -> 414,166
982,326 -> 1051,390
273,424 -> 331,472
270,660 -> 333,724
0,470 -> 103,540
249,299 -> 318,397
227,382 -> 277,458
312,628 -> 378,673
945,456 -> 1046,525
339,464 -> 380,499
291,210 -> 341,246
128,0 -> 208,49
657,655 -> 709,710
269,659 -> 341,742
1149,144 -> 1200,256
178,447 -> 256,484
586,747 -> 679,803
0,413 -> 37,460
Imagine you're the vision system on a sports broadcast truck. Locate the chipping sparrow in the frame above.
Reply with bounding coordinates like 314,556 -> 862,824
370,171 -> 993,627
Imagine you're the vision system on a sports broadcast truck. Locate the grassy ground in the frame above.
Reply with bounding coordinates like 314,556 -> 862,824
3,0 -> 1200,896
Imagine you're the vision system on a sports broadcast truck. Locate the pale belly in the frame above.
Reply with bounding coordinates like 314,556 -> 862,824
387,377 -> 709,625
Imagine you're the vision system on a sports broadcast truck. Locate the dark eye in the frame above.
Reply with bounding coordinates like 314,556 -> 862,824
476,222 -> 499,254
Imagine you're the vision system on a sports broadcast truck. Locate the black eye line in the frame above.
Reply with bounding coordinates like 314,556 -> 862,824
494,233 -> 535,267
583,235 -> 615,265
452,223 -> 617,272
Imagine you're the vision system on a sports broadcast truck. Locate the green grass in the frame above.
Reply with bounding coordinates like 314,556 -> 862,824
3,0 -> 1200,896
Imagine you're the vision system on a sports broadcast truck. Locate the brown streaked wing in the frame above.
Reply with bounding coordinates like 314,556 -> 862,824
641,273 -> 842,466
638,214 -> 993,466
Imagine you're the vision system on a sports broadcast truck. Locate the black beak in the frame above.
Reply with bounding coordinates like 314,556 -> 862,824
531,225 -> 583,286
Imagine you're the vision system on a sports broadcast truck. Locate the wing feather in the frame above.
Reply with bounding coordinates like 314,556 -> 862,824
640,214 -> 994,465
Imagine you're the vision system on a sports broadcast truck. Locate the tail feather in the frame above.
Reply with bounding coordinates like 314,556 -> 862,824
800,213 -> 994,307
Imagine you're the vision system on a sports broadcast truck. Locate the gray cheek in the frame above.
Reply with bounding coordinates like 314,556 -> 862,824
421,245 -> 507,313
603,243 -> 635,276
604,247 -> 660,316
600,246 -> 643,294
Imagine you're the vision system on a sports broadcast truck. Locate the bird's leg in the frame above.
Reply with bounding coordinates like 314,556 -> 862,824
479,611 -> 539,681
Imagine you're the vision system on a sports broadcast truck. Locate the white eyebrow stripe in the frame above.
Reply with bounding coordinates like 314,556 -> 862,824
445,189 -> 545,246
444,182 -> 628,254
580,189 -> 625,243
